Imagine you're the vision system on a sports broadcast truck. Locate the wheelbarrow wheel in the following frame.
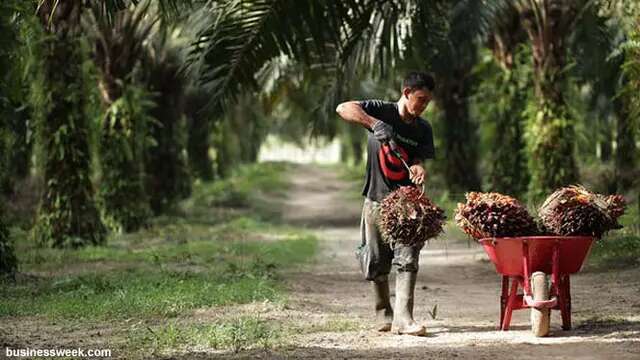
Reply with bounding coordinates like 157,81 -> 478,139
530,271 -> 550,337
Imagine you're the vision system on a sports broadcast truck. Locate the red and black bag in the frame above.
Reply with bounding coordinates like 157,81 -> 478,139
378,143 -> 409,181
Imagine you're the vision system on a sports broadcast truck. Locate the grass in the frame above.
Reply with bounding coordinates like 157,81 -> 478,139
1,162 -> 320,355
588,200 -> 640,270
127,315 -> 284,355
185,162 -> 291,221
125,314 -> 362,357
589,235 -> 640,269
0,230 -> 316,320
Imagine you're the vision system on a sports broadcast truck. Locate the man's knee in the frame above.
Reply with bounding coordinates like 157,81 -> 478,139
394,260 -> 419,273
392,245 -> 420,273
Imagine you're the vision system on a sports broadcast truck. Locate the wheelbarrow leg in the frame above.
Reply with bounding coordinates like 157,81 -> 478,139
500,276 -> 509,329
502,277 -> 519,331
560,275 -> 572,330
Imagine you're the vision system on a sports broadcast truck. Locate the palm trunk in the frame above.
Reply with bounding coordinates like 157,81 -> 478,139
489,72 -> 529,197
351,136 -> 364,166
7,109 -> 31,181
213,119 -> 233,179
1,2 -> 31,193
96,86 -> 152,232
145,70 -> 191,214
0,116 -> 14,194
520,0 -> 579,201
146,109 -> 191,214
89,5 -> 154,232
622,17 -> 640,221
186,92 -> 215,181
613,91 -> 637,192
187,117 -> 214,181
599,126 -> 613,162
0,206 -> 16,279
436,70 -> 482,193
33,0 -> 105,247
487,9 -> 529,197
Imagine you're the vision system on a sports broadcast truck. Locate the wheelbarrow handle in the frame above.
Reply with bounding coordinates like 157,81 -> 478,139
524,295 -> 558,309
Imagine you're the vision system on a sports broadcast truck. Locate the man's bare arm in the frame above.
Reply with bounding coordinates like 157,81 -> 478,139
335,101 -> 377,130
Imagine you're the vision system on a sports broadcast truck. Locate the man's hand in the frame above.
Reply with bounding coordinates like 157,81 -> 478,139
372,120 -> 393,143
409,164 -> 426,185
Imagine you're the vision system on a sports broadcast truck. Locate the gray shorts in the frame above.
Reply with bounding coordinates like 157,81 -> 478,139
356,198 -> 423,281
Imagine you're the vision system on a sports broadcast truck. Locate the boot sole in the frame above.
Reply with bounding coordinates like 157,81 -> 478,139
391,326 -> 427,336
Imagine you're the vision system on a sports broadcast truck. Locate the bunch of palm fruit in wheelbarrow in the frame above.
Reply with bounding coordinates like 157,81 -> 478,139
378,186 -> 446,246
455,185 -> 626,240
454,192 -> 539,239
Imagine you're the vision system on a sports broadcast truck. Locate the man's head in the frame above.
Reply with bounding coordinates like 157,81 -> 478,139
401,72 -> 435,117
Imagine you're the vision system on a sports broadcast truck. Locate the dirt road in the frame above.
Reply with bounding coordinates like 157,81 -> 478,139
271,164 -> 640,359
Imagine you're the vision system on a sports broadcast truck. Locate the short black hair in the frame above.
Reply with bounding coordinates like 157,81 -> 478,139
402,71 -> 435,92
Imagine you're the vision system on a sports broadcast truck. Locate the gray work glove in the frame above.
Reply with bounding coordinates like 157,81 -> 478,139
372,120 -> 394,143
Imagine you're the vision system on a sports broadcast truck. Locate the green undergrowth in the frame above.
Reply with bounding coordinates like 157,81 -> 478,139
0,162 -> 317,322
588,204 -> 640,270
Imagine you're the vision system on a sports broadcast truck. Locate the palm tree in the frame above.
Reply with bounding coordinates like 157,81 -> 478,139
514,0 -> 588,200
1,0 -> 31,194
0,207 -> 16,280
86,3 -> 155,232
142,29 -> 192,213
618,3 -> 640,217
568,4 -> 639,195
614,5 -> 639,192
0,0 -> 18,270
0,2 -> 16,194
185,88 -> 215,181
483,4 -> 530,197
32,0 -> 106,247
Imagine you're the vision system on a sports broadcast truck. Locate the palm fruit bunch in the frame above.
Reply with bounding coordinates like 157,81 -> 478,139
378,186 -> 446,246
455,192 -> 538,240
605,194 -> 626,219
538,185 -> 626,238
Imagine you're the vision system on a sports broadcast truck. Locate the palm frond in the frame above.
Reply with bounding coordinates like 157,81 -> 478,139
188,0 -> 361,112
486,3 -> 527,70
85,0 -> 158,103
99,0 -> 199,22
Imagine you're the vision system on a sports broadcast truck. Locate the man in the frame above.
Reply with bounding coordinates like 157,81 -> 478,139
335,72 -> 435,336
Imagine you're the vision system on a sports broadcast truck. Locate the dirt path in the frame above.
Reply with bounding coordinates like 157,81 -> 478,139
270,163 -> 640,359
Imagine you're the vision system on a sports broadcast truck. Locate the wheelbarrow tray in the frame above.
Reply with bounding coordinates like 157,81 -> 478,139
479,236 -> 595,276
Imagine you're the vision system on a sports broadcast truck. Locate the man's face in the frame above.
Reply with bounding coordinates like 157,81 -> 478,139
403,88 -> 432,117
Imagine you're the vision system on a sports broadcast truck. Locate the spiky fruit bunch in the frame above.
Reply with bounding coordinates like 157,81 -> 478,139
539,185 -> 625,238
605,194 -> 626,219
378,186 -> 446,247
455,192 -> 538,240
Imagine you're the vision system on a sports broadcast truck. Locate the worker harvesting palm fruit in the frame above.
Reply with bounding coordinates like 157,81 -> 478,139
336,72 -> 436,336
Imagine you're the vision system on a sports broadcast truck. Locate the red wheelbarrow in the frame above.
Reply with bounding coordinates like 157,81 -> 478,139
479,236 -> 595,336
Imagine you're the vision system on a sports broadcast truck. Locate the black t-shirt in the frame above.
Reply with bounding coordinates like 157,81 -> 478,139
360,99 -> 435,202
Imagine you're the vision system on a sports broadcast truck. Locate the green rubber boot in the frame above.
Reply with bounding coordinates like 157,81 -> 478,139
373,275 -> 393,331
391,271 -> 426,336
